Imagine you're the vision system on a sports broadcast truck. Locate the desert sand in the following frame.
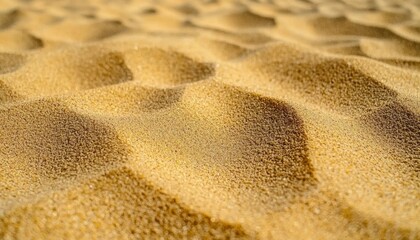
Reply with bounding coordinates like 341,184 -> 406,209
0,0 -> 419,239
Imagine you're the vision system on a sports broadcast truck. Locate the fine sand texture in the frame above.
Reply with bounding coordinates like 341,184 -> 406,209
0,0 -> 419,239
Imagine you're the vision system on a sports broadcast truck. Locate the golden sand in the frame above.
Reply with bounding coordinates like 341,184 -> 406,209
0,0 -> 419,239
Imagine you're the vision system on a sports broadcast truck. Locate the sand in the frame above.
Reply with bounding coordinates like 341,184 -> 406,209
0,0 -> 419,239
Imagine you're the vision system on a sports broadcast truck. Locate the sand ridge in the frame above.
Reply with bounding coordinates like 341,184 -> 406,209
0,0 -> 419,239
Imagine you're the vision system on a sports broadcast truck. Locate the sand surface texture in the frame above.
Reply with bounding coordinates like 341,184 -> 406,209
0,0 -> 419,239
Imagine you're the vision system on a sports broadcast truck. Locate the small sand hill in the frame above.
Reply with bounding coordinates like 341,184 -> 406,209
0,0 -> 419,239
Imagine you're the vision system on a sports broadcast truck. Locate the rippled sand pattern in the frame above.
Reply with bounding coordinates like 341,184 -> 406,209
0,0 -> 419,239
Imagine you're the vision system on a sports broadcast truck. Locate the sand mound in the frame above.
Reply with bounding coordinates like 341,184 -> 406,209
0,0 -> 419,239
0,30 -> 43,51
1,167 -> 248,239
123,48 -> 214,87
35,19 -> 126,43
193,9 -> 276,31
0,46 -> 133,101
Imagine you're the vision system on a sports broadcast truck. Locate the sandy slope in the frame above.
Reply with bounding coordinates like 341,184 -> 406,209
0,0 -> 419,239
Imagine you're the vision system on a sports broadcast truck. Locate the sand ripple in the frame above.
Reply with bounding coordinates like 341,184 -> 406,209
0,0 -> 419,239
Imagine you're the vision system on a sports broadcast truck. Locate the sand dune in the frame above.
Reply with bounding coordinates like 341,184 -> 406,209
0,0 -> 419,239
